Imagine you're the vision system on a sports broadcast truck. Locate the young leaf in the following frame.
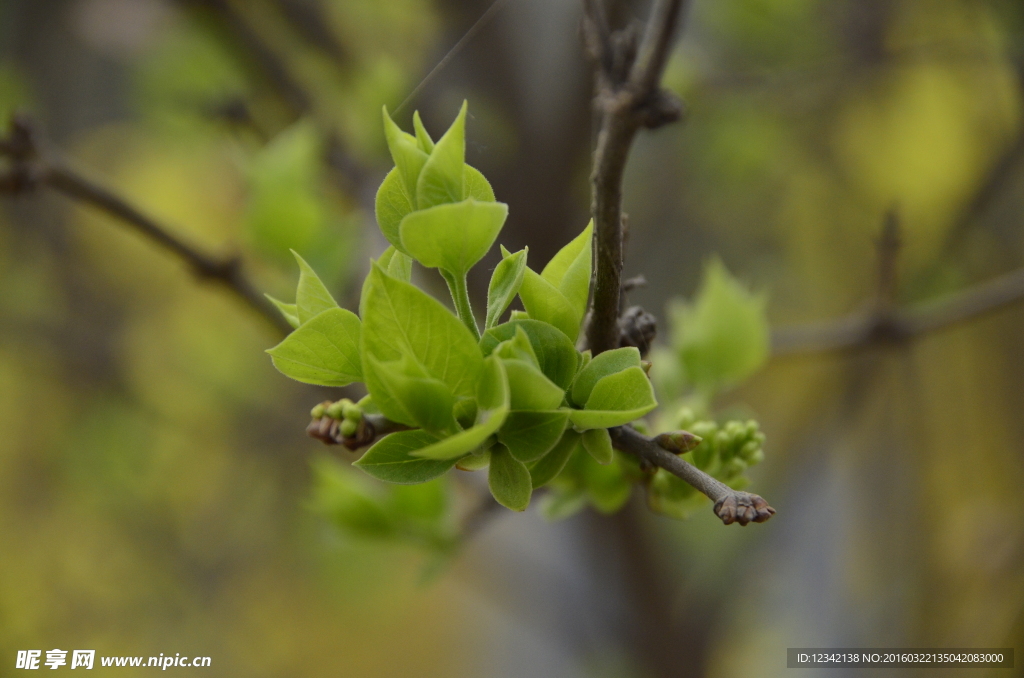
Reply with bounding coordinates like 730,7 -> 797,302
399,199 -> 509,277
417,101 -> 467,209
382,106 -> 429,199
456,448 -> 491,471
486,247 -> 528,329
581,427 -> 614,465
412,356 -> 509,460
583,453 -> 633,513
267,308 -> 362,386
570,346 -> 642,407
363,353 -> 458,435
361,264 -> 482,400
503,359 -> 565,411
672,257 -> 769,393
412,110 -> 435,154
529,429 -> 581,488
375,168 -> 415,253
354,430 -> 458,484
538,487 -> 587,521
293,251 -> 339,324
488,444 -> 532,511
386,249 -> 413,282
568,366 -> 657,430
541,220 -> 593,317
480,319 -> 578,390
464,165 -> 495,202
265,294 -> 300,329
311,457 -> 396,537
492,326 -> 540,368
518,266 -> 582,341
498,410 -> 569,463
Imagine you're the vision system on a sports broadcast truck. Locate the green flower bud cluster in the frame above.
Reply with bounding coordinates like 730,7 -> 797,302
312,398 -> 365,438
646,407 -> 766,519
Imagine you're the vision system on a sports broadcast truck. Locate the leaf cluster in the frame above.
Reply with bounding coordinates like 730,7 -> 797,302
267,104 -> 658,512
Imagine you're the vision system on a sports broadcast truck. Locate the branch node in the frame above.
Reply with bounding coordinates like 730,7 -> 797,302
618,305 -> 657,356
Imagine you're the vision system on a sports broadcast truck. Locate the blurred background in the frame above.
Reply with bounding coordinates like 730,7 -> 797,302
1,0 -> 1023,676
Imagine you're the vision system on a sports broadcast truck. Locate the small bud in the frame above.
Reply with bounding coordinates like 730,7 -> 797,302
342,401 -> 362,422
654,430 -> 703,454
326,399 -> 348,419
310,401 -> 329,419
713,492 -> 775,526
340,418 -> 358,438
640,360 -> 652,375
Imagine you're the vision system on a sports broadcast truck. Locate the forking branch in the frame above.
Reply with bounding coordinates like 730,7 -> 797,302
0,117 -> 292,337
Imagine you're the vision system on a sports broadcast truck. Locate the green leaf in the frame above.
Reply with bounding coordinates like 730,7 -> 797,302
292,251 -> 339,324
570,346 -> 642,406
382,105 -> 429,200
245,122 -> 326,256
399,199 -> 509,277
386,249 -> 413,282
672,257 -> 769,393
529,430 -> 581,488
362,353 -> 458,435
375,168 -> 415,253
361,264 -> 482,400
583,453 -> 633,513
266,308 -> 362,386
354,431 -> 459,484
492,326 -> 540,367
568,366 -> 657,430
498,410 -> 569,463
538,488 -> 587,521
486,247 -> 528,329
456,448 -> 491,471
311,457 -> 396,537
488,444 -> 532,511
413,356 -> 510,460
417,101 -> 466,209
517,266 -> 582,342
265,294 -> 300,329
464,165 -> 495,202
480,319 -> 579,390
412,110 -> 435,154
581,427 -> 614,465
541,220 -> 592,317
390,479 -> 448,521
503,359 -> 566,411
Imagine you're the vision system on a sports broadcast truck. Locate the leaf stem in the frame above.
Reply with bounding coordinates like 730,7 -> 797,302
442,270 -> 481,341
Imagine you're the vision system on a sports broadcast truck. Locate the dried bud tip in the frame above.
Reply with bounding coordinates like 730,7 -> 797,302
713,492 -> 776,526
306,416 -> 340,445
654,431 -> 703,453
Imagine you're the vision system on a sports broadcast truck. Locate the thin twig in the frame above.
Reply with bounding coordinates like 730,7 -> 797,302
583,0 -> 686,354
609,426 -> 775,525
771,257 -> 1024,356
0,119 -> 291,336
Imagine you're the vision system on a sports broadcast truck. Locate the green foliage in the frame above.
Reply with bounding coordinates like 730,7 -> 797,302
647,407 -> 767,518
513,221 -> 592,342
665,257 -> 769,395
267,102 -> 768,523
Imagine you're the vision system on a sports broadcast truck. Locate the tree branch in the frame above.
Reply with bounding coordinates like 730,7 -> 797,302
771,254 -> 1024,356
583,0 -> 686,354
609,425 -> 775,526
0,118 -> 291,337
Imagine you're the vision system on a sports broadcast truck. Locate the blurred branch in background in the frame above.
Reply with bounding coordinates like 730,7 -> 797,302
772,211 -> 1024,357
0,116 -> 292,336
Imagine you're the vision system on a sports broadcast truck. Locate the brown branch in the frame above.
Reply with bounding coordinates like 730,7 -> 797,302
583,0 -> 686,355
772,256 -> 1024,357
0,118 -> 291,337
609,426 -> 775,525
